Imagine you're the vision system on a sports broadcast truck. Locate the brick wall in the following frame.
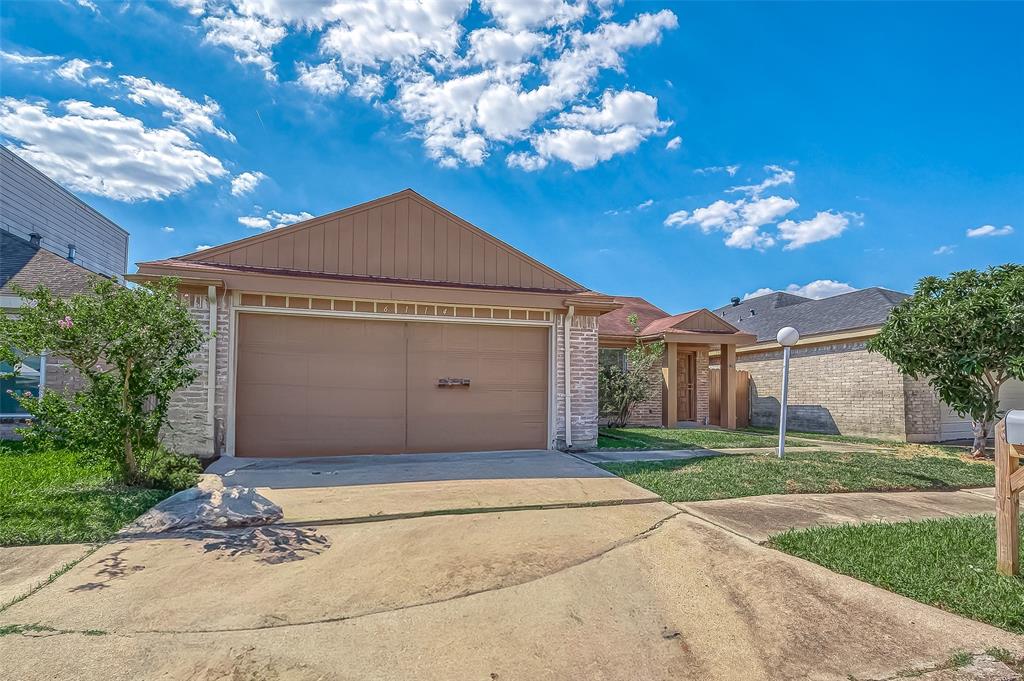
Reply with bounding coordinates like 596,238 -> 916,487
695,348 -> 710,425
738,341 -> 908,438
555,313 -> 599,450
626,360 -> 663,427
903,374 -> 941,442
162,288 -> 230,458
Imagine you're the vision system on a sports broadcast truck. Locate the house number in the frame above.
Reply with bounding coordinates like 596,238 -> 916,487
437,377 -> 471,387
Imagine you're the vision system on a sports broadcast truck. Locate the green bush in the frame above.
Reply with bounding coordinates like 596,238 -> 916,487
136,448 -> 201,491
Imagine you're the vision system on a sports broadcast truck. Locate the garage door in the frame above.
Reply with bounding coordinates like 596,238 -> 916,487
234,313 -> 548,457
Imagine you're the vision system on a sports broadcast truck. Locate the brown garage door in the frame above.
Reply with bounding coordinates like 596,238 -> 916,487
234,313 -> 548,457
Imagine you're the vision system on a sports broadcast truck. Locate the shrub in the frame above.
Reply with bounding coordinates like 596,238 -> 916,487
0,277 -> 205,483
136,448 -> 201,491
598,314 -> 664,427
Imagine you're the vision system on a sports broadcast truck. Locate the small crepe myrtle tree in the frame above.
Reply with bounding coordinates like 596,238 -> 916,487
867,264 -> 1024,456
0,277 -> 205,482
599,314 -> 665,428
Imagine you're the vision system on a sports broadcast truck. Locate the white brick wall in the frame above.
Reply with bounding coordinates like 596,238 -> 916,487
555,314 -> 599,450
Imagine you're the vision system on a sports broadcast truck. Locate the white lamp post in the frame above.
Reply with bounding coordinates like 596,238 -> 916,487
776,326 -> 800,458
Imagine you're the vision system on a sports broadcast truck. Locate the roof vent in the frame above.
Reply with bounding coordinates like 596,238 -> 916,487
67,244 -> 77,262
750,309 -> 756,316
730,296 -> 741,306
28,232 -> 41,247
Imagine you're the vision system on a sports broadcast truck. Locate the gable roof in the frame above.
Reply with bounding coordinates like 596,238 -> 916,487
1,230 -> 99,298
599,296 -> 752,343
713,287 -> 910,342
163,189 -> 585,293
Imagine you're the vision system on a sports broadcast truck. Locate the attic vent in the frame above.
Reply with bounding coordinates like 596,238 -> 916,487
28,232 -> 41,247
730,297 -> 740,306
750,309 -> 756,316
67,244 -> 77,262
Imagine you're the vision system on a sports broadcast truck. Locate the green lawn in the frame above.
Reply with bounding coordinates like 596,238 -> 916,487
770,515 -> 1024,634
0,442 -> 172,546
599,449 -> 995,502
742,426 -> 967,454
598,427 -> 802,451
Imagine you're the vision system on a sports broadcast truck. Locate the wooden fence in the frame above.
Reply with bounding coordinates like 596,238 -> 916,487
996,416 -> 1023,576
709,369 -> 750,428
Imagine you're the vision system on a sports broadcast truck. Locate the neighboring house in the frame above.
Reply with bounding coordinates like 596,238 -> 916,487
712,288 -> 1024,441
1,147 -> 130,436
597,297 -> 755,429
130,189 -> 619,458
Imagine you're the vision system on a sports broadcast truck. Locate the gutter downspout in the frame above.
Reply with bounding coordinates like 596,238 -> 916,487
206,285 -> 217,454
563,304 -> 575,450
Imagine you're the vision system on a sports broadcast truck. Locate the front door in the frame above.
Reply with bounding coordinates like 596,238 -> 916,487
677,351 -> 696,421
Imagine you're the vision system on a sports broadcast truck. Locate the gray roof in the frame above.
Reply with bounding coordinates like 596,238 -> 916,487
1,230 -> 99,297
713,287 -> 909,342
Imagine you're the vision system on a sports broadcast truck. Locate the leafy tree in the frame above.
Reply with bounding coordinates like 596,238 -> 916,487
599,314 -> 665,427
0,277 -> 205,481
867,264 -> 1024,456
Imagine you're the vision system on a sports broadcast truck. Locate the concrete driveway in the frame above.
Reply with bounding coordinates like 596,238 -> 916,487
1,453 -> 1020,681
207,450 -> 661,523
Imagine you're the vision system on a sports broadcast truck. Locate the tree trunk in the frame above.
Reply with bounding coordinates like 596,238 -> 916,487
971,420 -> 989,458
122,359 -> 140,481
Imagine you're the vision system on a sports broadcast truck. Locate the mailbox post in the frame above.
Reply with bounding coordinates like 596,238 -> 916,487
996,410 -> 1024,576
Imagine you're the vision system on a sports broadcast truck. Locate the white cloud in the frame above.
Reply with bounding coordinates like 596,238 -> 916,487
296,61 -> 348,96
161,226 -> 175,232
933,244 -> 955,255
966,224 -> 1014,238
777,210 -> 852,250
195,244 -> 212,251
239,209 -> 315,230
74,0 -> 99,12
55,58 -> 111,85
177,2 -> 676,169
636,198 -> 653,210
120,75 -> 235,141
0,98 -> 227,202
506,151 -> 548,171
694,164 -> 739,176
665,135 -> 681,150
467,28 -> 547,65
480,0 -> 587,30
0,50 -> 61,65
727,164 -> 795,197
665,195 -> 798,250
743,280 -> 858,301
201,12 -> 287,80
230,171 -> 267,196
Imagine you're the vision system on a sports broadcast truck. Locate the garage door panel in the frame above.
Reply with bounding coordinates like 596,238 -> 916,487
236,314 -> 548,456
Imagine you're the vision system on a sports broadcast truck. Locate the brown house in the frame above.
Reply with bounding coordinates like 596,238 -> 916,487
131,189 -> 619,458
597,297 -> 755,430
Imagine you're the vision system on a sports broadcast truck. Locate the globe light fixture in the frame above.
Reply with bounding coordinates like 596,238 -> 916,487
776,326 -> 800,458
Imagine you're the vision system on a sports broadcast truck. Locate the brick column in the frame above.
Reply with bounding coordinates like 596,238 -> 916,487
555,314 -> 599,450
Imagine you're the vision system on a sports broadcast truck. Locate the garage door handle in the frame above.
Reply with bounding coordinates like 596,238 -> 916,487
437,378 -> 471,387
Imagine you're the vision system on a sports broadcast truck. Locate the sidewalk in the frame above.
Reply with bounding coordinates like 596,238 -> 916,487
676,488 -> 997,543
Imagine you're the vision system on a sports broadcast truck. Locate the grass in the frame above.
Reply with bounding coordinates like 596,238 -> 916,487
599,449 -> 995,502
598,427 -> 802,451
0,441 -> 172,546
742,426 -> 968,455
770,515 -> 1024,635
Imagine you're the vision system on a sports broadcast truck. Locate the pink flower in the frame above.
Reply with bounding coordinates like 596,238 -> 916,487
57,316 -> 73,330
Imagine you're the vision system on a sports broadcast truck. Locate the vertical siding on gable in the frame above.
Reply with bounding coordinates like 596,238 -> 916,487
192,195 -> 580,291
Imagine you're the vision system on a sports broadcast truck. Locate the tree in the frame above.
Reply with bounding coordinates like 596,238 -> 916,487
867,264 -> 1024,456
0,277 -> 205,481
599,314 -> 665,428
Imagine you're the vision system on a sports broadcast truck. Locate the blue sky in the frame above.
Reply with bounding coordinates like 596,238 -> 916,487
1,1 -> 1021,312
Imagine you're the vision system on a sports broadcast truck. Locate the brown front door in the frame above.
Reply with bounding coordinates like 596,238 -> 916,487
677,351 -> 696,422
234,313 -> 548,457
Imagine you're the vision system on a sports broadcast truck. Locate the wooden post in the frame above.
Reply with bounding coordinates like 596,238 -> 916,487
665,342 -> 678,427
719,343 -> 737,430
995,418 -> 1022,576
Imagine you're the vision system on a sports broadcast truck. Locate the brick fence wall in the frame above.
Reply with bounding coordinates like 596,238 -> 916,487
555,313 -> 599,450
738,341 -> 909,438
903,374 -> 942,442
626,361 -> 664,427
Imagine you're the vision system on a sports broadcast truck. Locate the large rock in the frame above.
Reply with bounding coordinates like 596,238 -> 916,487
121,475 -> 283,535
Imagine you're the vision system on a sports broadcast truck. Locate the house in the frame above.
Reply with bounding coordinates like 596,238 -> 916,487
1,146 -> 130,435
712,288 -> 1024,441
597,297 -> 755,429
130,189 -> 620,458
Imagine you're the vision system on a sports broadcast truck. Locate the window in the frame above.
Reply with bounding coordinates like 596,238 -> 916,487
0,352 -> 44,416
599,348 -> 627,371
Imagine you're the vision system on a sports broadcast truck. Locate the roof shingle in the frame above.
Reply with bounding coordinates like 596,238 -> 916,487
1,230 -> 99,298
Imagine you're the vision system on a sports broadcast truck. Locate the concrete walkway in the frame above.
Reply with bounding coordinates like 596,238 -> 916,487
677,488 -> 998,543
0,543 -> 94,607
